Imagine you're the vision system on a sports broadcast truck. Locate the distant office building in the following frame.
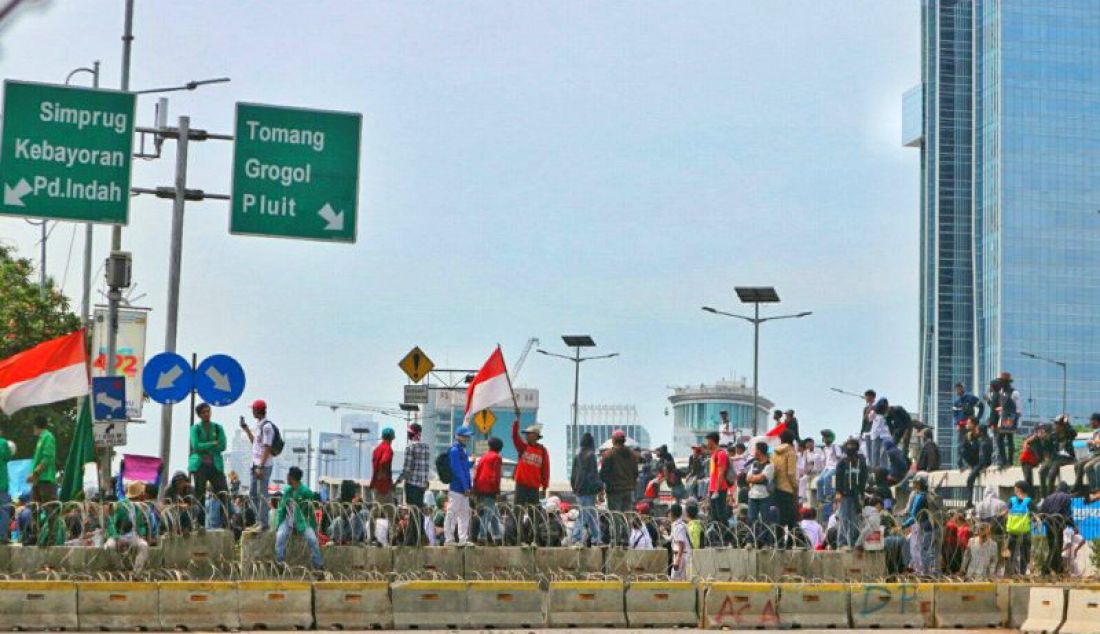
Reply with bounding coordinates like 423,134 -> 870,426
667,379 -> 773,457
564,404 -> 651,475
419,386 -> 539,462
906,2 -> 1100,460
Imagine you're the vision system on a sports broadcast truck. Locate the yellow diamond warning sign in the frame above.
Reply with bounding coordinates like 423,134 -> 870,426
398,346 -> 434,383
473,409 -> 496,435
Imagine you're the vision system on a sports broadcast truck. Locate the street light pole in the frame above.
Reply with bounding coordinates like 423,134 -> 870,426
537,335 -> 618,469
703,287 -> 811,436
1021,351 -> 1068,417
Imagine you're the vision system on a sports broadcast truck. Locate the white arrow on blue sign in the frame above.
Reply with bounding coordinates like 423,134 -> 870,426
194,354 -> 246,407
91,376 -> 127,421
141,352 -> 193,405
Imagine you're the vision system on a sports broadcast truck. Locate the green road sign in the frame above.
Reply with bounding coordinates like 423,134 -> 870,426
0,80 -> 136,223
230,102 -> 361,243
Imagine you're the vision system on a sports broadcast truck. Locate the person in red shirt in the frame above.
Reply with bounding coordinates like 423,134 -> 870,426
705,431 -> 731,525
512,420 -> 550,506
473,437 -> 504,543
370,428 -> 396,505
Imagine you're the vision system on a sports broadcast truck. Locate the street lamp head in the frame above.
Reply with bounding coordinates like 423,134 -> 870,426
796,311 -> 813,318
701,306 -> 717,313
351,427 -> 371,435
536,349 -> 550,355
607,353 -> 621,358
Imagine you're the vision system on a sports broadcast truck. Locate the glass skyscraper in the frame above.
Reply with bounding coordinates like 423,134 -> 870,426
908,1 -> 1100,459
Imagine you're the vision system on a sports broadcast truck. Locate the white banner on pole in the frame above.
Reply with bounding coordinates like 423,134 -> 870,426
91,306 -> 150,419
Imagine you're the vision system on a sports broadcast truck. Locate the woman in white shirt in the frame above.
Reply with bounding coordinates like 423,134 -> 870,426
629,516 -> 654,549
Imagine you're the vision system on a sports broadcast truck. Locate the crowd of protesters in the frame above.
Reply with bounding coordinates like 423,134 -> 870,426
3,374 -> 1099,579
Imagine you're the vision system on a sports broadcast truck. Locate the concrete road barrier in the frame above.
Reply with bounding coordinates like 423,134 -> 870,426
547,580 -> 626,628
693,548 -> 756,581
237,580 -> 313,630
626,581 -> 698,627
362,546 -> 394,575
605,547 -> 667,577
703,582 -> 780,630
240,529 -> 315,568
756,549 -> 810,580
778,582 -> 851,629
76,581 -> 157,631
157,581 -> 239,631
1021,586 -> 1067,634
0,580 -> 78,631
1056,588 -> 1100,634
161,531 -> 235,576
850,583 -> 934,629
392,580 -> 467,629
463,546 -> 535,578
934,582 -> 1003,628
810,550 -> 887,581
467,581 -> 545,628
393,546 -> 463,578
313,581 -> 392,630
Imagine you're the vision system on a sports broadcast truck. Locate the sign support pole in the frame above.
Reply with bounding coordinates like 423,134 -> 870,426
157,115 -> 190,495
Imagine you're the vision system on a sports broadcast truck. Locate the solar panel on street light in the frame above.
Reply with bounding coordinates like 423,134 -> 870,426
562,335 -> 596,347
735,286 -> 780,303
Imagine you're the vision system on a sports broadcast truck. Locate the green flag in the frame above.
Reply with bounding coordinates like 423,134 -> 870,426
60,397 -> 95,501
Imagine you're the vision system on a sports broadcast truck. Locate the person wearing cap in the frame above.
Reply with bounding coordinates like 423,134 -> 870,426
240,399 -> 275,530
601,429 -> 639,522
190,402 -> 228,529
397,423 -> 430,508
275,466 -> 323,570
105,481 -> 151,573
370,428 -> 396,505
512,419 -> 550,507
994,372 -> 1021,467
815,429 -> 843,519
445,426 -> 474,545
1074,413 -> 1100,495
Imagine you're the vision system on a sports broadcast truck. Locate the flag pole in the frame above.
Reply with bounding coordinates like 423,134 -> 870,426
498,343 -> 521,419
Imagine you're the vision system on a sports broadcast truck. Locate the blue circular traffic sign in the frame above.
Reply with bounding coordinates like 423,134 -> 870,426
142,352 -> 193,405
194,354 -> 246,407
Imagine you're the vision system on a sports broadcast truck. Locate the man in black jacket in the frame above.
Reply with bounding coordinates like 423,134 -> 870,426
570,432 -> 602,546
835,439 -> 868,548
959,422 -> 993,494
916,427 -> 941,472
1040,416 -> 1077,499
1038,482 -> 1075,575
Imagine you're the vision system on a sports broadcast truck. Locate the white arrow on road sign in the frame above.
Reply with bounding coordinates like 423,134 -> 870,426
95,391 -> 123,410
205,365 -> 231,392
318,203 -> 344,231
4,179 -> 31,207
156,364 -> 183,390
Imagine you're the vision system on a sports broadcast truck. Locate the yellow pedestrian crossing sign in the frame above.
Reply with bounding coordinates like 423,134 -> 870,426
398,346 -> 434,383
473,409 -> 496,435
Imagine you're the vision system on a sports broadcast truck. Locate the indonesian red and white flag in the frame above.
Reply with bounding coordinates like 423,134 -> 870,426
0,330 -> 88,416
762,421 -> 788,448
464,346 -> 514,423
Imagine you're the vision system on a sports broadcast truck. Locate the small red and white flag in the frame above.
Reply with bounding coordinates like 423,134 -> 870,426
464,346 -> 515,423
762,421 -> 788,448
0,330 -> 88,416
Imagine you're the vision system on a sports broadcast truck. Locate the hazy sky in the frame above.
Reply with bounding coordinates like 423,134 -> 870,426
0,1 -> 920,479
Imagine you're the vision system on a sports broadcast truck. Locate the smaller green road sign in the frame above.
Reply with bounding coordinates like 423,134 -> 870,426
230,102 -> 361,243
0,80 -> 136,223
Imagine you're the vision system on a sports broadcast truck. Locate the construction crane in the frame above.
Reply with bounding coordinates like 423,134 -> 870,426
315,400 -> 408,421
511,337 -> 539,380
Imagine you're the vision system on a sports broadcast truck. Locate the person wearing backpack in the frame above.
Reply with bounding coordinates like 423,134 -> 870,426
901,476 -> 937,574
241,399 -> 277,530
705,432 -> 731,527
1005,481 -> 1034,576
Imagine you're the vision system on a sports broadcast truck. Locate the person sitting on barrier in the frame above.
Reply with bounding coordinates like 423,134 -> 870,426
962,521 -> 998,579
1020,424 -> 1049,492
164,470 -> 196,535
815,430 -> 842,519
881,439 -> 909,487
105,481 -> 151,573
959,420 -> 993,498
799,506 -> 824,549
274,466 -> 323,570
1073,413 -> 1100,496
868,468 -> 895,511
1040,416 -> 1077,500
901,476 -> 936,575
1038,482 -> 1075,576
1005,480 -> 1034,576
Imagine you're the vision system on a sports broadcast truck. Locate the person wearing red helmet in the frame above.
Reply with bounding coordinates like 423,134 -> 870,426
240,399 -> 275,530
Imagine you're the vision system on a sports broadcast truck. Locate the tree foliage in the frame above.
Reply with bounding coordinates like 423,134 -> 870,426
0,243 -> 83,463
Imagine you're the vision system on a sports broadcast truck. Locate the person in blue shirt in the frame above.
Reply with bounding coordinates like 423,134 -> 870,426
443,426 -> 473,545
902,477 -> 936,574
953,383 -> 984,453
1005,481 -> 1035,576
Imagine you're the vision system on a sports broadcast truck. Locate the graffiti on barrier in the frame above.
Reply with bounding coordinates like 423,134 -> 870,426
712,594 -> 780,627
858,584 -> 932,618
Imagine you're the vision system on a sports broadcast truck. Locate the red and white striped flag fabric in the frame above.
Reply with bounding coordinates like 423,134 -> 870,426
0,330 -> 88,415
464,346 -> 514,423
762,421 -> 788,448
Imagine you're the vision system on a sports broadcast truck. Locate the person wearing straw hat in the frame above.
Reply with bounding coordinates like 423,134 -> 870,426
105,481 -> 150,573
512,420 -> 550,507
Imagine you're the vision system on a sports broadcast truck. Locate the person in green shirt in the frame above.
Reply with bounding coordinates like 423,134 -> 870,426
27,417 -> 59,546
0,435 -> 13,543
274,466 -> 323,569
189,403 -> 229,529
104,481 -> 150,573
